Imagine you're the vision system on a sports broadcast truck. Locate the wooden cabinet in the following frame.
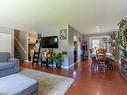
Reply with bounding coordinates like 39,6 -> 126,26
120,58 -> 127,80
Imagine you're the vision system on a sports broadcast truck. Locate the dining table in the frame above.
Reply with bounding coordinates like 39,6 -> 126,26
91,52 -> 115,70
91,52 -> 115,60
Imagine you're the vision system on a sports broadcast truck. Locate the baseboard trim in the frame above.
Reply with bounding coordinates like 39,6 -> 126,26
77,59 -> 81,63
36,62 -> 75,69
61,66 -> 70,69
40,63 -> 74,69
69,63 -> 74,68
24,60 -> 29,63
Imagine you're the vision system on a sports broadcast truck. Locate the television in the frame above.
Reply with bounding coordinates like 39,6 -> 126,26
41,36 -> 58,48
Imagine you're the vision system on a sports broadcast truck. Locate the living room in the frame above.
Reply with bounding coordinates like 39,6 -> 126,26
0,0 -> 127,95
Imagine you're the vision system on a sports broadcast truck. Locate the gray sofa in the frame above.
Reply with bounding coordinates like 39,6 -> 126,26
0,52 -> 19,77
0,52 -> 38,95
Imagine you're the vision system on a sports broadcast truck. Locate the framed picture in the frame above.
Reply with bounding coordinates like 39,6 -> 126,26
60,29 -> 67,40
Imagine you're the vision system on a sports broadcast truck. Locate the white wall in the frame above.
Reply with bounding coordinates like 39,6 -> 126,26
0,26 -> 14,57
28,32 -> 37,44
0,33 -> 12,53
68,25 -> 83,66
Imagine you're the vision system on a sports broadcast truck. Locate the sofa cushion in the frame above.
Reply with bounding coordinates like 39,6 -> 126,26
0,52 -> 10,62
0,62 -> 14,70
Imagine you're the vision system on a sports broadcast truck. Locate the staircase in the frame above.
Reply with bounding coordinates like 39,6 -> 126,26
14,36 -> 27,61
14,48 -> 22,59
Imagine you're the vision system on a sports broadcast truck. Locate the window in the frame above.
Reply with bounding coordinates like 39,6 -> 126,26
92,39 -> 100,51
91,37 -> 108,53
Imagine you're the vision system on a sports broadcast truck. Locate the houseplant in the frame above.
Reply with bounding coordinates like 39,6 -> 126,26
48,51 -> 67,68
115,18 -> 127,58
53,51 -> 67,68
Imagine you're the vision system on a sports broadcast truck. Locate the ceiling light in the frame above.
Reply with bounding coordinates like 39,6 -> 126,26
96,26 -> 100,32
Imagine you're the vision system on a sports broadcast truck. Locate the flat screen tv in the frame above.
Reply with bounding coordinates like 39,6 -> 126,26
41,36 -> 58,48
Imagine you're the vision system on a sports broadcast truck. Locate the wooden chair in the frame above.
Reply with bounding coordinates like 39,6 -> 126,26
41,51 -> 48,67
96,48 -> 106,71
105,57 -> 114,71
105,48 -> 115,71
91,56 -> 98,71
41,50 -> 53,67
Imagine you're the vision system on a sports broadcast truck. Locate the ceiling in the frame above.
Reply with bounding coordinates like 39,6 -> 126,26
0,0 -> 127,34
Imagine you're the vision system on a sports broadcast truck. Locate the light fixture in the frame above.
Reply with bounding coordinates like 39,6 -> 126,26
96,26 -> 100,32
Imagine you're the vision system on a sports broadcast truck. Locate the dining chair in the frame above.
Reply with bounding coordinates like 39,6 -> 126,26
104,48 -> 115,71
96,48 -> 106,71
91,56 -> 98,71
41,50 -> 53,67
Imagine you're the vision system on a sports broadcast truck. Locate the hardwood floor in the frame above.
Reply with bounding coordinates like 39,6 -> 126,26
20,60 -> 127,95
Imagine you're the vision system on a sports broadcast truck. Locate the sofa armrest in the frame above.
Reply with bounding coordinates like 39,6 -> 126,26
8,58 -> 18,63
8,58 -> 19,73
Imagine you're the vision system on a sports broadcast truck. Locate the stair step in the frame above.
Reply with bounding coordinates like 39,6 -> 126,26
14,47 -> 22,59
14,56 -> 22,59
14,53 -> 20,55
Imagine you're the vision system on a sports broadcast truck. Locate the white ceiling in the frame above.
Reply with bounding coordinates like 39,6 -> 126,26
0,0 -> 127,34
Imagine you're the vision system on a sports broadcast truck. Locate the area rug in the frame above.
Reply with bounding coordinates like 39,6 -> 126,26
19,68 -> 74,95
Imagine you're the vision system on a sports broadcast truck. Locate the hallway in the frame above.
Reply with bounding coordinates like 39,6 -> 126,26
20,60 -> 127,95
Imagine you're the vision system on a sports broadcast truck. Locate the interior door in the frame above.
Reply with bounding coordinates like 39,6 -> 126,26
0,33 -> 12,53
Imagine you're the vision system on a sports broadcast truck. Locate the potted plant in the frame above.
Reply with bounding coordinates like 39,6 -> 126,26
115,18 -> 127,58
53,51 -> 67,68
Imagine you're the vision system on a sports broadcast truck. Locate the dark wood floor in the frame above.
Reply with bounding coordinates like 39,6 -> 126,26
20,60 -> 127,95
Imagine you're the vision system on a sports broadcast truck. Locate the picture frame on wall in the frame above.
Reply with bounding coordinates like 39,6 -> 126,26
60,29 -> 67,40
